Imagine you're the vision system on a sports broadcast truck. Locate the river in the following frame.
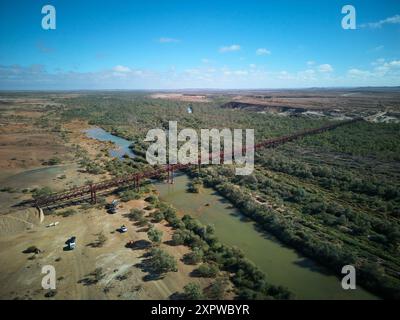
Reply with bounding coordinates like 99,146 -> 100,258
85,127 -> 378,300
84,127 -> 135,159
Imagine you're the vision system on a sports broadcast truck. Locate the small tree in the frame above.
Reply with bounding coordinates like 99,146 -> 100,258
120,190 -> 140,202
96,232 -> 107,247
148,248 -> 177,274
32,187 -> 52,199
129,209 -> 144,221
47,157 -> 61,165
206,277 -> 228,300
184,247 -> 203,265
187,182 -> 200,193
147,227 -> 163,246
172,230 -> 187,245
195,263 -> 219,278
151,210 -> 165,223
183,283 -> 203,300
145,195 -> 158,204
137,216 -> 149,227
93,267 -> 105,283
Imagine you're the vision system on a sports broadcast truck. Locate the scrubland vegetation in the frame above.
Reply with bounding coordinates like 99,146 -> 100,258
2,92 -> 398,299
57,92 -> 400,299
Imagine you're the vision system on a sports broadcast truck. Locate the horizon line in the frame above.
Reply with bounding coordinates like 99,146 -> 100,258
1,85 -> 400,93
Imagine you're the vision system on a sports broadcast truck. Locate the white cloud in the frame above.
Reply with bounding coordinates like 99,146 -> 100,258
297,69 -> 317,81
307,61 -> 315,66
347,59 -> 400,82
370,45 -> 384,52
278,71 -> 294,80
233,70 -> 248,75
389,60 -> 400,67
347,68 -> 372,78
113,65 -> 131,73
221,68 -> 250,77
158,37 -> 180,43
372,58 -> 386,66
256,48 -> 271,56
219,44 -> 241,53
360,14 -> 400,28
1,59 -> 399,90
318,64 -> 334,73
374,59 -> 400,75
184,68 -> 201,75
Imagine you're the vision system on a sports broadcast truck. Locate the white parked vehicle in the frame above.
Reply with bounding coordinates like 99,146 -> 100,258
67,236 -> 76,250
111,200 -> 119,207
120,225 -> 127,233
108,200 -> 119,214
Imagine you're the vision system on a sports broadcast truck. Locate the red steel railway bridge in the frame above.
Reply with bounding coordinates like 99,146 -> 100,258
34,117 -> 363,208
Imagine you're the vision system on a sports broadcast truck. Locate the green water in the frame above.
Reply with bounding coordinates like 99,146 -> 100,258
155,174 -> 379,300
0,165 -> 70,189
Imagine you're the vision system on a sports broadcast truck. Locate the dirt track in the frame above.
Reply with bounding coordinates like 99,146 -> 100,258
0,197 -> 212,300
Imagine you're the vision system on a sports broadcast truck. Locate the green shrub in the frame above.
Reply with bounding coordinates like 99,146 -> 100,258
147,248 -> 177,274
147,227 -> 163,245
195,263 -> 219,278
183,283 -> 203,300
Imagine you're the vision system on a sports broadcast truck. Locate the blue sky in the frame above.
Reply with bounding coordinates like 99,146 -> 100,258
0,0 -> 399,89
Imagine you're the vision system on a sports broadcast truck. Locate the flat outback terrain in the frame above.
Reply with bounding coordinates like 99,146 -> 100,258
0,89 -> 399,300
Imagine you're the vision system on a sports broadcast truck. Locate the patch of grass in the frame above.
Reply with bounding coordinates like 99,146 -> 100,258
57,209 -> 77,217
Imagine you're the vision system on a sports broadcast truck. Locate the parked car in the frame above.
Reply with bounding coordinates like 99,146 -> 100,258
111,200 -> 119,207
107,200 -> 119,214
66,236 -> 76,250
120,225 -> 127,233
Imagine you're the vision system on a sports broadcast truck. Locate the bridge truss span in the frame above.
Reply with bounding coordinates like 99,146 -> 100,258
34,117 -> 363,208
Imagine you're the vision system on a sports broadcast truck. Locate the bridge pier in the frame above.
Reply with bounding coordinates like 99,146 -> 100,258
90,184 -> 97,204
166,164 -> 174,184
135,175 -> 140,192
169,165 -> 174,184
166,165 -> 170,183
